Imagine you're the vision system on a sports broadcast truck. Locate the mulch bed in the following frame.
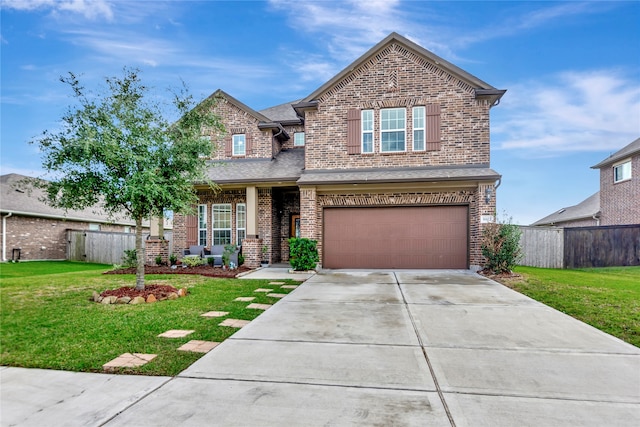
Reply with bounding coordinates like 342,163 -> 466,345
104,264 -> 252,278
100,284 -> 180,300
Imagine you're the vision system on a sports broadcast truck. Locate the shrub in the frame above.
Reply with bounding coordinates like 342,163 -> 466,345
238,254 -> 245,266
122,249 -> 137,268
481,220 -> 522,274
181,255 -> 204,267
169,253 -> 178,266
207,256 -> 215,267
155,255 -> 163,266
289,237 -> 319,271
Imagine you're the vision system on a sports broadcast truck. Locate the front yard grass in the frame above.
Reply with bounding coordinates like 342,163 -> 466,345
502,266 -> 640,348
0,261 -> 299,376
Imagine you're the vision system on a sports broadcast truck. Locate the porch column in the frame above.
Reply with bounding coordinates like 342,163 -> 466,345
246,186 -> 259,238
300,186 -> 317,239
242,185 -> 262,268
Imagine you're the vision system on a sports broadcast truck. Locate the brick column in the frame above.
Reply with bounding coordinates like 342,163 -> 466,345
241,237 -> 262,268
145,239 -> 169,265
300,187 -> 317,239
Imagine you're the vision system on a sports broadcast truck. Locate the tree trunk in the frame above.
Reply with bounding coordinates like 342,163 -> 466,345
135,216 -> 145,290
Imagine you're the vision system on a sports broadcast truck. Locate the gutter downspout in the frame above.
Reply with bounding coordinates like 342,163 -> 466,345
2,212 -> 12,261
272,125 -> 285,160
592,214 -> 600,226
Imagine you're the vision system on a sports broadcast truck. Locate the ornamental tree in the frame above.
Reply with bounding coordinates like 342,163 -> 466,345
31,68 -> 223,290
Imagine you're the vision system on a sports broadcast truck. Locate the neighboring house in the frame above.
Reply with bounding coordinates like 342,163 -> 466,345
591,137 -> 640,226
0,173 -> 151,261
531,192 -> 600,227
174,33 -> 505,270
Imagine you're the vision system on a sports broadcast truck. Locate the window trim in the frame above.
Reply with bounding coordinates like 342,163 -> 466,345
361,109 -> 374,153
232,134 -> 246,156
380,107 -> 406,153
212,203 -> 232,245
412,106 -> 425,152
293,132 -> 305,147
236,203 -> 246,245
613,159 -> 632,183
198,204 -> 207,246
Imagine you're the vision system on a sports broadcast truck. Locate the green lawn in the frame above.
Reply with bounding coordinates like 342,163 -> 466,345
0,261 -> 299,375
505,266 -> 640,348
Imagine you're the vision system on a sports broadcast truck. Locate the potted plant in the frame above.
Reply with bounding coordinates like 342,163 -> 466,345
261,244 -> 269,268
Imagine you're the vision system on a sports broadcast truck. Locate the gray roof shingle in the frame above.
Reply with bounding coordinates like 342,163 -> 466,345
531,191 -> 600,226
203,149 -> 305,184
591,137 -> 640,169
259,100 -> 302,123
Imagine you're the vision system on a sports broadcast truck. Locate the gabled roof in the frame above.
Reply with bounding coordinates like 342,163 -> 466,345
213,89 -> 272,123
531,192 -> 600,226
0,173 -> 139,225
298,32 -> 505,105
591,137 -> 640,169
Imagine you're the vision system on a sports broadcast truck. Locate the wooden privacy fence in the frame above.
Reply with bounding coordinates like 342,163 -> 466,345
67,230 -> 173,265
519,225 -> 640,269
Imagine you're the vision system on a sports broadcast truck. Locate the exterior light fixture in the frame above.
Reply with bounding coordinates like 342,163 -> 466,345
484,186 -> 492,204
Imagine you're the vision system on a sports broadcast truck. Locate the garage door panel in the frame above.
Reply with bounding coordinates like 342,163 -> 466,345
323,206 -> 468,269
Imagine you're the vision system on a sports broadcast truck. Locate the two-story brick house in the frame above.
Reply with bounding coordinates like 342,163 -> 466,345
173,33 -> 505,270
591,137 -> 640,225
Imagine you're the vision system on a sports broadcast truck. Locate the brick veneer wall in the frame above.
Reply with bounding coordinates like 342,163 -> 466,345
599,155 -> 640,225
304,42 -> 492,171
241,237 -> 262,268
145,239 -> 169,265
258,188 -> 274,263
0,215 -> 134,261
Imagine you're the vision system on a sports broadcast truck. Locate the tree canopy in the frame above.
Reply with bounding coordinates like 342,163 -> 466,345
31,68 -> 223,289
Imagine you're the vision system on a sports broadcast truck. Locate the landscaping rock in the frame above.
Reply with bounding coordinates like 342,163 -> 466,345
146,294 -> 157,303
130,296 -> 146,305
101,295 -> 118,304
167,292 -> 178,300
116,296 -> 131,304
92,291 -> 102,302
177,288 -> 187,297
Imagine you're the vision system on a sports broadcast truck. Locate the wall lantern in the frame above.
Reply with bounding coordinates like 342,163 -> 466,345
484,186 -> 492,204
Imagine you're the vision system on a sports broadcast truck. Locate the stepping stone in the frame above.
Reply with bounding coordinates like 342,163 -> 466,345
247,303 -> 272,310
177,340 -> 220,353
103,353 -> 156,371
281,285 -> 298,289
219,318 -> 250,328
201,311 -> 229,318
267,293 -> 287,298
158,330 -> 195,338
269,281 -> 285,285
254,288 -> 274,293
234,297 -> 255,302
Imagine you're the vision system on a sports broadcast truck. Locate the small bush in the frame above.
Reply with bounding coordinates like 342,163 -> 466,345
238,254 -> 245,266
181,255 -> 204,267
207,256 -> 215,267
155,255 -> 163,266
289,237 -> 319,271
169,253 -> 178,266
122,249 -> 137,268
481,221 -> 522,274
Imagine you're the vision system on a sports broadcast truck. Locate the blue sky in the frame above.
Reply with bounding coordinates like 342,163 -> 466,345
1,0 -> 639,225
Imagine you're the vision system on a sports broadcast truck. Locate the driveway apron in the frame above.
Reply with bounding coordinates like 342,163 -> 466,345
99,269 -> 640,426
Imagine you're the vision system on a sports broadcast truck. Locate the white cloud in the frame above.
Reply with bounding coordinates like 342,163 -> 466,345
3,0 -> 114,20
494,70 -> 640,153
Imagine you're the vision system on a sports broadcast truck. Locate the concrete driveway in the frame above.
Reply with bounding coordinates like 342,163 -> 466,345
3,270 -> 639,426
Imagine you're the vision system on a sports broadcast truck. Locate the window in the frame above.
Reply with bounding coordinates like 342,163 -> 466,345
361,109 -> 374,153
198,204 -> 207,246
236,203 -> 246,245
380,108 -> 406,152
294,132 -> 305,146
232,134 -> 245,156
199,135 -> 211,158
212,204 -> 232,245
413,106 -> 425,151
613,160 -> 632,183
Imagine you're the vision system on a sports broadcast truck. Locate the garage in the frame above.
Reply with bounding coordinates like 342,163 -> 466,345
323,206 -> 468,269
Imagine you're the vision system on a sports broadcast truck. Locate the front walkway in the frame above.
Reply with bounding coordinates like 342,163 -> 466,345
2,270 -> 638,426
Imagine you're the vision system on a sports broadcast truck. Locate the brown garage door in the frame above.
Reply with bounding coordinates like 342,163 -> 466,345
323,206 -> 468,269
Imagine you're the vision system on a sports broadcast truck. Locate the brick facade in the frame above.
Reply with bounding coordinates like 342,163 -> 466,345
145,239 -> 169,265
599,155 -> 640,225
0,215 -> 135,261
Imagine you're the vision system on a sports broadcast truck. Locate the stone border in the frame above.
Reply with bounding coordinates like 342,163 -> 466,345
92,288 -> 188,305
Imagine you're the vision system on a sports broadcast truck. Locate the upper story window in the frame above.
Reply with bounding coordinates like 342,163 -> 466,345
361,110 -> 374,153
380,108 -> 406,152
294,132 -> 305,146
199,136 -> 211,158
613,160 -> 632,183
232,134 -> 245,156
198,204 -> 207,246
412,106 -> 425,151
